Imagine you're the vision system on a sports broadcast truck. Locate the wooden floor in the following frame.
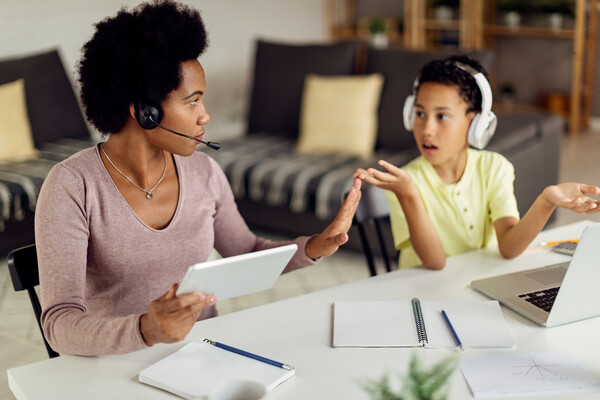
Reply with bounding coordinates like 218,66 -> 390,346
2,124 -> 600,399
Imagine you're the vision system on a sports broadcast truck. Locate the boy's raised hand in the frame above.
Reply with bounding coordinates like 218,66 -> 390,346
354,160 -> 416,197
542,182 -> 600,213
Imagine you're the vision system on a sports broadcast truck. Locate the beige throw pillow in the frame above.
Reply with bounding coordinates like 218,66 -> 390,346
297,73 -> 384,158
0,79 -> 37,162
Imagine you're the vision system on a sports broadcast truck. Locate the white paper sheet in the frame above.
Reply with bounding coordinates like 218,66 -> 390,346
460,352 -> 600,398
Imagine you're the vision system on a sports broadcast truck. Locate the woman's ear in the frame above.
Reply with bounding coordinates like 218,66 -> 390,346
129,103 -> 137,120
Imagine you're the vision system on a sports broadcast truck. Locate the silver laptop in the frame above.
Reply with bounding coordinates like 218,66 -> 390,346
176,244 -> 297,300
471,223 -> 600,327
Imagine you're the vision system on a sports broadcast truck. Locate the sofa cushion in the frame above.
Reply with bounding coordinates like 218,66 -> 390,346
364,48 -> 494,151
0,50 -> 90,146
0,79 -> 37,162
0,138 -> 97,232
297,73 -> 384,158
247,40 -> 359,139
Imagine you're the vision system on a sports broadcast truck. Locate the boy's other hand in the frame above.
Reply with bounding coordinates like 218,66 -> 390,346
542,182 -> 600,213
354,160 -> 417,198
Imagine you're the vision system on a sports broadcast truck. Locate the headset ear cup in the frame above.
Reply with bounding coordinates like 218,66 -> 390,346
467,113 -> 481,148
403,94 -> 416,131
135,100 -> 162,130
467,111 -> 497,149
481,111 -> 497,147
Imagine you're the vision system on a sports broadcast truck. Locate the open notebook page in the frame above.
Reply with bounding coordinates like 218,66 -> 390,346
333,300 -> 514,348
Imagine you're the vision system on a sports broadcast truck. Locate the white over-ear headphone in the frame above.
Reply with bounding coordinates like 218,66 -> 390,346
402,61 -> 497,150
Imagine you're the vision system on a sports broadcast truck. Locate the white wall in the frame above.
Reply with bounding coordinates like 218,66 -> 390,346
0,0 -> 327,140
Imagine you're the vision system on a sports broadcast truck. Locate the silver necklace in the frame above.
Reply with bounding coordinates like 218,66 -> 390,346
100,143 -> 167,200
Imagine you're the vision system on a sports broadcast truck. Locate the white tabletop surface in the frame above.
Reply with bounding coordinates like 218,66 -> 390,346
8,220 -> 600,399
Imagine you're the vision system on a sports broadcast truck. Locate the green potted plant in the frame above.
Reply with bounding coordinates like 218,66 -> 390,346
361,354 -> 458,400
497,0 -> 528,28
500,82 -> 516,107
368,17 -> 389,49
540,0 -> 575,30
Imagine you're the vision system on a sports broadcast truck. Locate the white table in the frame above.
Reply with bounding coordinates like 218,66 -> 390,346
8,221 -> 600,399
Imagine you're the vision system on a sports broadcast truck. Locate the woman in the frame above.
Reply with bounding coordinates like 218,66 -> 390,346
35,0 -> 361,356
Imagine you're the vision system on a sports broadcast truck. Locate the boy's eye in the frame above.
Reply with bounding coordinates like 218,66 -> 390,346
189,99 -> 199,105
437,113 -> 449,120
415,111 -> 425,118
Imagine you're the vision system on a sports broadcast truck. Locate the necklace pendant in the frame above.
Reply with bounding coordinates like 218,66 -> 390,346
100,144 -> 167,201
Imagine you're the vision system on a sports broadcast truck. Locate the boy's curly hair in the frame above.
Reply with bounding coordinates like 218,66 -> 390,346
417,55 -> 488,114
78,0 -> 208,134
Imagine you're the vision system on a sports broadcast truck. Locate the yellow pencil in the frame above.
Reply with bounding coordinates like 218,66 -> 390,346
539,239 -> 579,247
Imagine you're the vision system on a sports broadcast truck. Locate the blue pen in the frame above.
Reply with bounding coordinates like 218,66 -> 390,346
441,310 -> 464,351
203,339 -> 294,370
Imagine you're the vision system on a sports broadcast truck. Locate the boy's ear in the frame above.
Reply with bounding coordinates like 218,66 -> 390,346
466,110 -> 477,122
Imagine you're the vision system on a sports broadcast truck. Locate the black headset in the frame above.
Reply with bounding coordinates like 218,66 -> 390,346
134,99 -> 220,150
134,99 -> 163,130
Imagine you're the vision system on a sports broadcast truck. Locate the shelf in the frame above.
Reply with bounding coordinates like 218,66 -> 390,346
493,102 -> 562,117
484,25 -> 575,39
330,26 -> 402,43
424,19 -> 461,31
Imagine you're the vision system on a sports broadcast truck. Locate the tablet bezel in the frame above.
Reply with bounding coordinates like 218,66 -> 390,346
175,244 -> 298,300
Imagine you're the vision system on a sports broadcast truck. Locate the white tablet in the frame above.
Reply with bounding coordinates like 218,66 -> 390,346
175,244 -> 298,300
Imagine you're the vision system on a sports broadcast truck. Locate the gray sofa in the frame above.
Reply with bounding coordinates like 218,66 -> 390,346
206,40 -> 562,264
0,50 -> 95,258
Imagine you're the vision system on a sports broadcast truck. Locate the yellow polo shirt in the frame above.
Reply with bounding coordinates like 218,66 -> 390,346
385,149 -> 520,269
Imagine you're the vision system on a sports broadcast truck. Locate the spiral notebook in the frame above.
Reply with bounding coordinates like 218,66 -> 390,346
332,298 -> 514,348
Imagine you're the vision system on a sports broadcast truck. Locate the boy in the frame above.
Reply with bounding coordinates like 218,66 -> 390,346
355,56 -> 600,270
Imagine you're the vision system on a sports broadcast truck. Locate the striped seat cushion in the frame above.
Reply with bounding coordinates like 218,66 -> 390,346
0,138 -> 98,232
201,133 -> 419,221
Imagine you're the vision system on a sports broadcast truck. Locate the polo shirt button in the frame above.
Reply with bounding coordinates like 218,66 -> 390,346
463,208 -> 468,213
469,225 -> 474,230
456,191 -> 460,196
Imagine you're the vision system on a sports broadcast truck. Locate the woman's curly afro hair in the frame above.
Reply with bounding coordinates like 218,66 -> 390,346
78,0 -> 208,134
417,55 -> 488,114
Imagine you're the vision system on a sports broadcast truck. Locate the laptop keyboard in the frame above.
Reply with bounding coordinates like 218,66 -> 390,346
518,287 -> 560,312
551,241 -> 578,256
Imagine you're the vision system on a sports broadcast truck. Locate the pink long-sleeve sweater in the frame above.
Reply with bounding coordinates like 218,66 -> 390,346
35,145 -> 315,356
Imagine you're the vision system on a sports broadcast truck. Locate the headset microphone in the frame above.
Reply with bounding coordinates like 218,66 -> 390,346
149,116 -> 221,150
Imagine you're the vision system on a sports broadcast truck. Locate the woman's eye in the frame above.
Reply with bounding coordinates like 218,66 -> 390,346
415,111 -> 425,118
189,99 -> 199,105
438,113 -> 449,120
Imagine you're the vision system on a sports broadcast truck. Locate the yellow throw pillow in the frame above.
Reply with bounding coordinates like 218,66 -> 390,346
0,79 -> 37,162
297,73 -> 384,158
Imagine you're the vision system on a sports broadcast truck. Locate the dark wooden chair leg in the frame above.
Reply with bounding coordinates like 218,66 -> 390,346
374,219 -> 392,273
357,222 -> 377,277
